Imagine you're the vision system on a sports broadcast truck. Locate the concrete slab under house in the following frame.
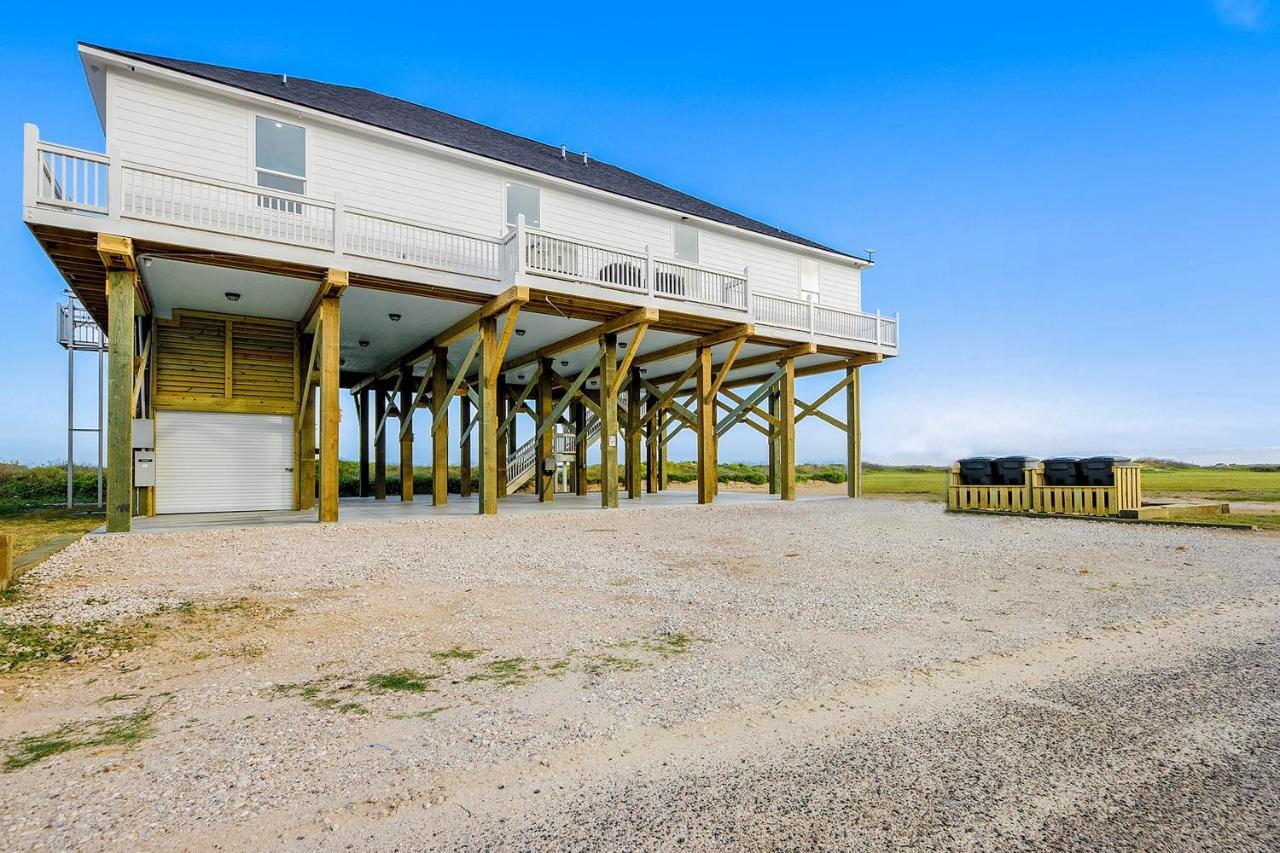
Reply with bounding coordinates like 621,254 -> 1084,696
23,44 -> 899,531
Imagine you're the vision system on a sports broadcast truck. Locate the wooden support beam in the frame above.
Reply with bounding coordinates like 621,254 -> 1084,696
350,285 -> 529,394
768,388 -> 780,495
374,379 -> 387,500
296,337 -> 317,512
695,347 -> 715,504
131,332 -> 151,416
534,347 -> 604,440
431,339 -> 482,429
399,365 -> 414,502
400,353 -> 435,441
659,409 -> 669,490
0,533 -> 11,592
715,398 -> 770,437
609,322 -> 650,399
498,364 -> 542,437
847,364 -> 862,498
705,333 -> 746,403
506,306 -> 657,371
779,357 -> 797,501
459,393 -> 473,498
105,268 -> 136,532
715,365 -> 785,438
478,315 -> 499,514
634,323 -> 753,366
645,393 -> 659,494
297,331 -> 321,426
572,400 -> 587,496
720,387 -> 781,430
797,371 -> 858,423
626,368 -> 642,499
318,295 -> 341,523
357,388 -> 370,497
638,361 -> 701,429
794,402 -> 846,433
537,357 -> 555,502
431,347 -> 449,505
301,268 -> 350,333
599,334 -> 620,508
496,378 -> 510,498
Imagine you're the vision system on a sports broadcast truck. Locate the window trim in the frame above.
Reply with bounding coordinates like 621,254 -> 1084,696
253,114 -> 307,195
504,180 -> 541,229
673,221 -> 700,264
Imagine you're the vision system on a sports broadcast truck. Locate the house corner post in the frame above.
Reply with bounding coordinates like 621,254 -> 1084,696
478,316 -> 499,514
695,347 -> 715,504
105,268 -> 136,532
599,334 -> 619,508
537,357 -> 555,502
779,357 -> 797,501
399,364 -> 414,502
318,295 -> 342,523
431,347 -> 449,505
846,364 -> 861,498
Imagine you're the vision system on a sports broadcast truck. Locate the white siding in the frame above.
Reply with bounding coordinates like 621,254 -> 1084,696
105,66 -> 861,308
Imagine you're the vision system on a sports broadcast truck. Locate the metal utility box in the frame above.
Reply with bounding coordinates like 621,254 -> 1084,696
993,456 -> 1040,485
542,458 -> 557,475
132,418 -> 154,449
957,457 -> 997,485
134,450 -> 156,487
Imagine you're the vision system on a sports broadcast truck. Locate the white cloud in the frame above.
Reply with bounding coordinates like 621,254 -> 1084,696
1215,0 -> 1269,30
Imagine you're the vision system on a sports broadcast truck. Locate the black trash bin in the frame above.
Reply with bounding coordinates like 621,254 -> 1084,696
993,456 -> 1040,486
958,457 -> 997,485
1079,456 -> 1132,486
1042,457 -> 1080,486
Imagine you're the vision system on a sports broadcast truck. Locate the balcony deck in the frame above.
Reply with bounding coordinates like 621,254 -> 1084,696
23,126 -> 899,357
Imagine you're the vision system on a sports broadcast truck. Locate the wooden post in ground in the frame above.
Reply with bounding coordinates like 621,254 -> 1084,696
459,393 -> 473,498
599,334 -> 619,508
626,369 -> 642,498
105,269 -> 136,533
537,358 -> 555,501
496,377 -> 510,498
846,364 -> 862,498
779,357 -> 797,501
399,365 -> 414,502
357,388 -> 370,497
573,399 -> 588,496
659,407 -> 669,490
645,394 -> 659,493
431,347 -> 449,505
318,296 -> 342,522
373,379 -> 387,500
695,347 -> 715,504
0,533 -> 12,591
478,316 -> 499,514
768,388 -> 781,495
296,339 -> 316,512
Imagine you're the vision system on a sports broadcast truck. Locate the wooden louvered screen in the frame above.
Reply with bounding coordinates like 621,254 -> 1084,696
154,311 -> 298,415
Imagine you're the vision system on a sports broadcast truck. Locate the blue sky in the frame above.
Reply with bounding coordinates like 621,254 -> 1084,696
2,1 -> 1277,466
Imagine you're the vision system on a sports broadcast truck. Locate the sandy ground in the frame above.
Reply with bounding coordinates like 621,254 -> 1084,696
1,498 -> 1278,850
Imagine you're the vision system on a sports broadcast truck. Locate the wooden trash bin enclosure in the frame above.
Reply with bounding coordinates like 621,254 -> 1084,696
948,462 -> 1142,518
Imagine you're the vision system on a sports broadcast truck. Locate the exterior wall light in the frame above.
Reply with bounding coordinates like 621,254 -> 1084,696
224,292 -> 241,302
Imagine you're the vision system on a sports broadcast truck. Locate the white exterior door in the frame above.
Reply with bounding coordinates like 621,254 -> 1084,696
155,411 -> 295,514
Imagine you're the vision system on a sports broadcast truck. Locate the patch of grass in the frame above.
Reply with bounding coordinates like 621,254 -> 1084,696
0,506 -> 103,557
431,645 -> 482,662
95,692 -> 140,704
644,631 -> 693,657
366,669 -> 439,693
389,706 -> 449,721
2,708 -> 155,772
0,620 -> 147,672
582,654 -> 644,675
1159,513 -> 1280,531
465,657 -> 538,687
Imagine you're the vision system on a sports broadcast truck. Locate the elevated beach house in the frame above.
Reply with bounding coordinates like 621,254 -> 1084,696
24,44 -> 899,531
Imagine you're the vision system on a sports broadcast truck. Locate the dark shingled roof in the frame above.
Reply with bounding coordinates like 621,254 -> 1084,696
84,44 -> 859,260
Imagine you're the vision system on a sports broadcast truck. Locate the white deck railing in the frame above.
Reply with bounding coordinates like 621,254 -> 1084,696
24,126 -> 898,352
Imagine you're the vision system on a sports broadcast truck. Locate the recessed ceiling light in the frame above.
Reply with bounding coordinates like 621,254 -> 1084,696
560,360 -> 569,367
224,292 -> 241,302
358,340 -> 370,348
515,328 -> 526,337
388,313 -> 401,322
619,342 -> 627,349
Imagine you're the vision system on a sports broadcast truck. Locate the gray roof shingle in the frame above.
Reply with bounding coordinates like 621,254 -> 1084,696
84,44 -> 860,260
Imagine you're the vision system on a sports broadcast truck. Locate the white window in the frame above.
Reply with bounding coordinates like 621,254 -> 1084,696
255,116 -> 306,194
673,222 -> 699,263
506,182 -> 540,228
799,257 -> 821,299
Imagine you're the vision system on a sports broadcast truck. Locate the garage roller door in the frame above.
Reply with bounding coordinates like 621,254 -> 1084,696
155,411 -> 295,514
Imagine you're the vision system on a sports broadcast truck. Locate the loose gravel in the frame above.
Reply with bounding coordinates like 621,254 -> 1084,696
0,498 -> 1277,850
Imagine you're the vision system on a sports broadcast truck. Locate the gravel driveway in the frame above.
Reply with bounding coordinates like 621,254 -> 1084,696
1,499 -> 1277,850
